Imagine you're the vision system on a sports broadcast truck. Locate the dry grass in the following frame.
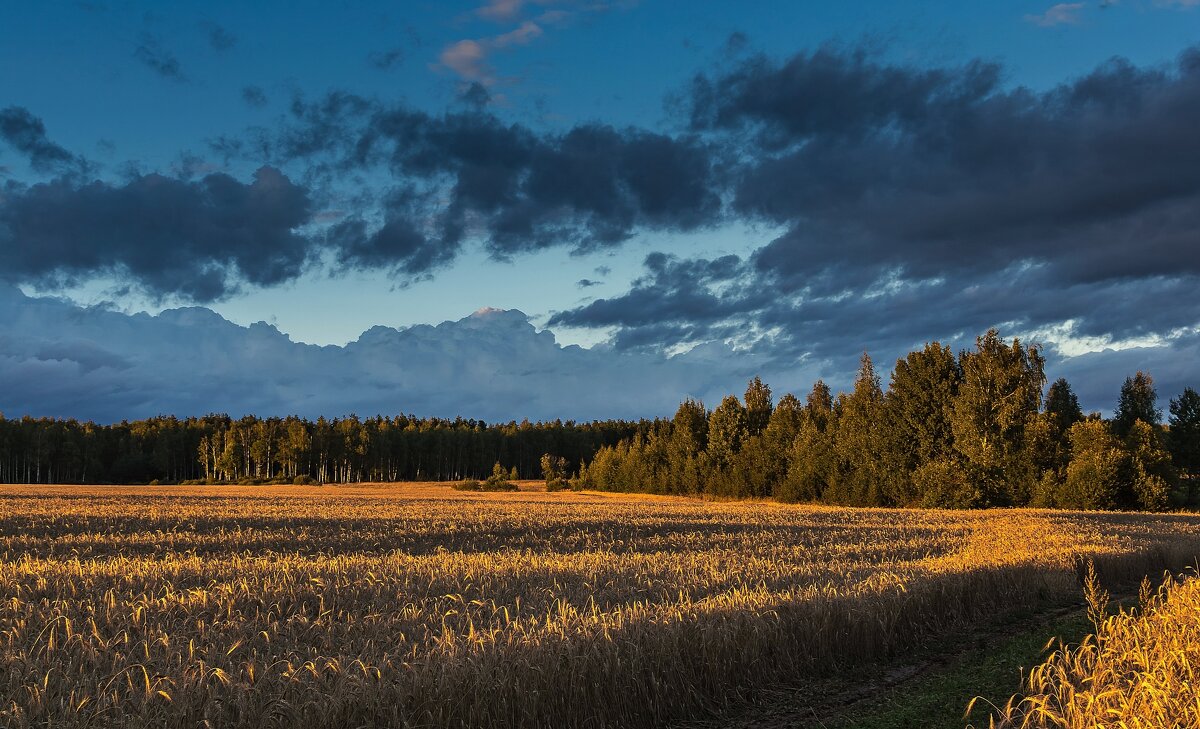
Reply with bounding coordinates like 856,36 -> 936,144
985,564 -> 1200,728
2,484 -> 1200,728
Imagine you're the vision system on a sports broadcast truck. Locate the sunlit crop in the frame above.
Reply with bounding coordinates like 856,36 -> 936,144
2,484 -> 1199,728
985,564 -> 1200,728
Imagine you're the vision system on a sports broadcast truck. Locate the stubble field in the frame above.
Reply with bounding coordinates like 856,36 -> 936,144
2,484 -> 1200,728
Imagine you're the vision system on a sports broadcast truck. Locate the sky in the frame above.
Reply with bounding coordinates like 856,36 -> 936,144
2,0 -> 1199,422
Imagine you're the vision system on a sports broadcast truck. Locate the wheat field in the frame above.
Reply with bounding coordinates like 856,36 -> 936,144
2,484 -> 1200,728
986,564 -> 1200,728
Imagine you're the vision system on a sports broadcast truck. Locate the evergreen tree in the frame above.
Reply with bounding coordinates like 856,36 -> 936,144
1113,371 -> 1161,437
805,380 -> 833,428
951,329 -> 1046,505
734,392 -> 803,498
881,342 -> 960,505
706,396 -> 747,471
743,377 -> 774,437
777,383 -> 835,503
540,453 -> 568,489
764,393 -> 803,449
1169,387 -> 1200,477
826,354 -> 886,506
779,416 -> 833,503
670,399 -> 708,458
1044,378 -> 1084,441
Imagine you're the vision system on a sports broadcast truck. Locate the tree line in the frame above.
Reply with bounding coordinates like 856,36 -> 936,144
0,413 -> 644,485
3,328 -> 1198,511
577,330 -> 1200,510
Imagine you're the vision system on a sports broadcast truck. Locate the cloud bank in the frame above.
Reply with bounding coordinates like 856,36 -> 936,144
0,284 -> 1189,423
0,285 -> 782,423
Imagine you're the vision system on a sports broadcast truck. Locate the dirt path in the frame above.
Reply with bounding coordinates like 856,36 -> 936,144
680,594 -> 1126,729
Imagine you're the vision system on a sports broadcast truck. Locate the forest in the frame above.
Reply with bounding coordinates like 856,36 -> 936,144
580,330 -> 1200,510
0,412 -> 643,485
2,329 -> 1198,510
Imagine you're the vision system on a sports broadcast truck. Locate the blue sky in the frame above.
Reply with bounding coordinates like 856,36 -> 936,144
2,0 -> 1200,420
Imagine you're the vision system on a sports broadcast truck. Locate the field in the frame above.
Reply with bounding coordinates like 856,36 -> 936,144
2,485 -> 1200,728
989,566 -> 1200,728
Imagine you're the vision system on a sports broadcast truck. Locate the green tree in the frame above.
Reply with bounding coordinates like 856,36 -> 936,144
951,329 -> 1046,505
1033,377 -> 1085,491
1169,387 -> 1200,478
805,380 -> 833,428
671,398 -> 708,456
915,458 -> 981,509
882,342 -> 960,505
826,354 -> 886,506
778,383 -> 836,503
1113,371 -> 1160,437
706,395 -> 747,471
540,453 -> 568,491
762,393 -> 803,493
743,377 -> 773,437
1044,378 -> 1084,441
1060,420 -> 1130,510
779,418 -> 832,503
1125,420 -> 1175,511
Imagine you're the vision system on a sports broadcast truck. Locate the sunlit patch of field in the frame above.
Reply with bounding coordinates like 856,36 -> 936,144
2,484 -> 1200,728
986,567 -> 1200,728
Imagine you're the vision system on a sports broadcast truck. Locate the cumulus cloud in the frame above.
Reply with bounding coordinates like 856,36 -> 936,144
266,94 -> 721,268
477,0 -> 526,22
0,285 -> 785,423
579,47 -> 1194,324
0,284 -> 1184,422
1,102 -> 717,299
0,166 -> 313,302
8,42 -> 1200,412
543,44 -> 1200,399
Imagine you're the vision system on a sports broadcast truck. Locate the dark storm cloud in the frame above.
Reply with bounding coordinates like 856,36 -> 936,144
0,106 -> 81,173
553,44 -> 1200,375
258,93 -> 722,272
690,45 -> 1200,287
0,166 -> 312,301
550,252 -> 746,332
458,81 -> 492,108
328,215 -> 451,277
134,33 -> 187,81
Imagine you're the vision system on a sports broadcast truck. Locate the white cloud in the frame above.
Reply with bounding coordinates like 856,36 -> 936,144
439,39 -> 490,81
492,20 -> 544,48
1025,2 -> 1086,26
477,0 -> 526,22
439,0 -> 624,86
438,21 -> 543,85
3,281 -> 1188,422
0,285 -> 791,423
